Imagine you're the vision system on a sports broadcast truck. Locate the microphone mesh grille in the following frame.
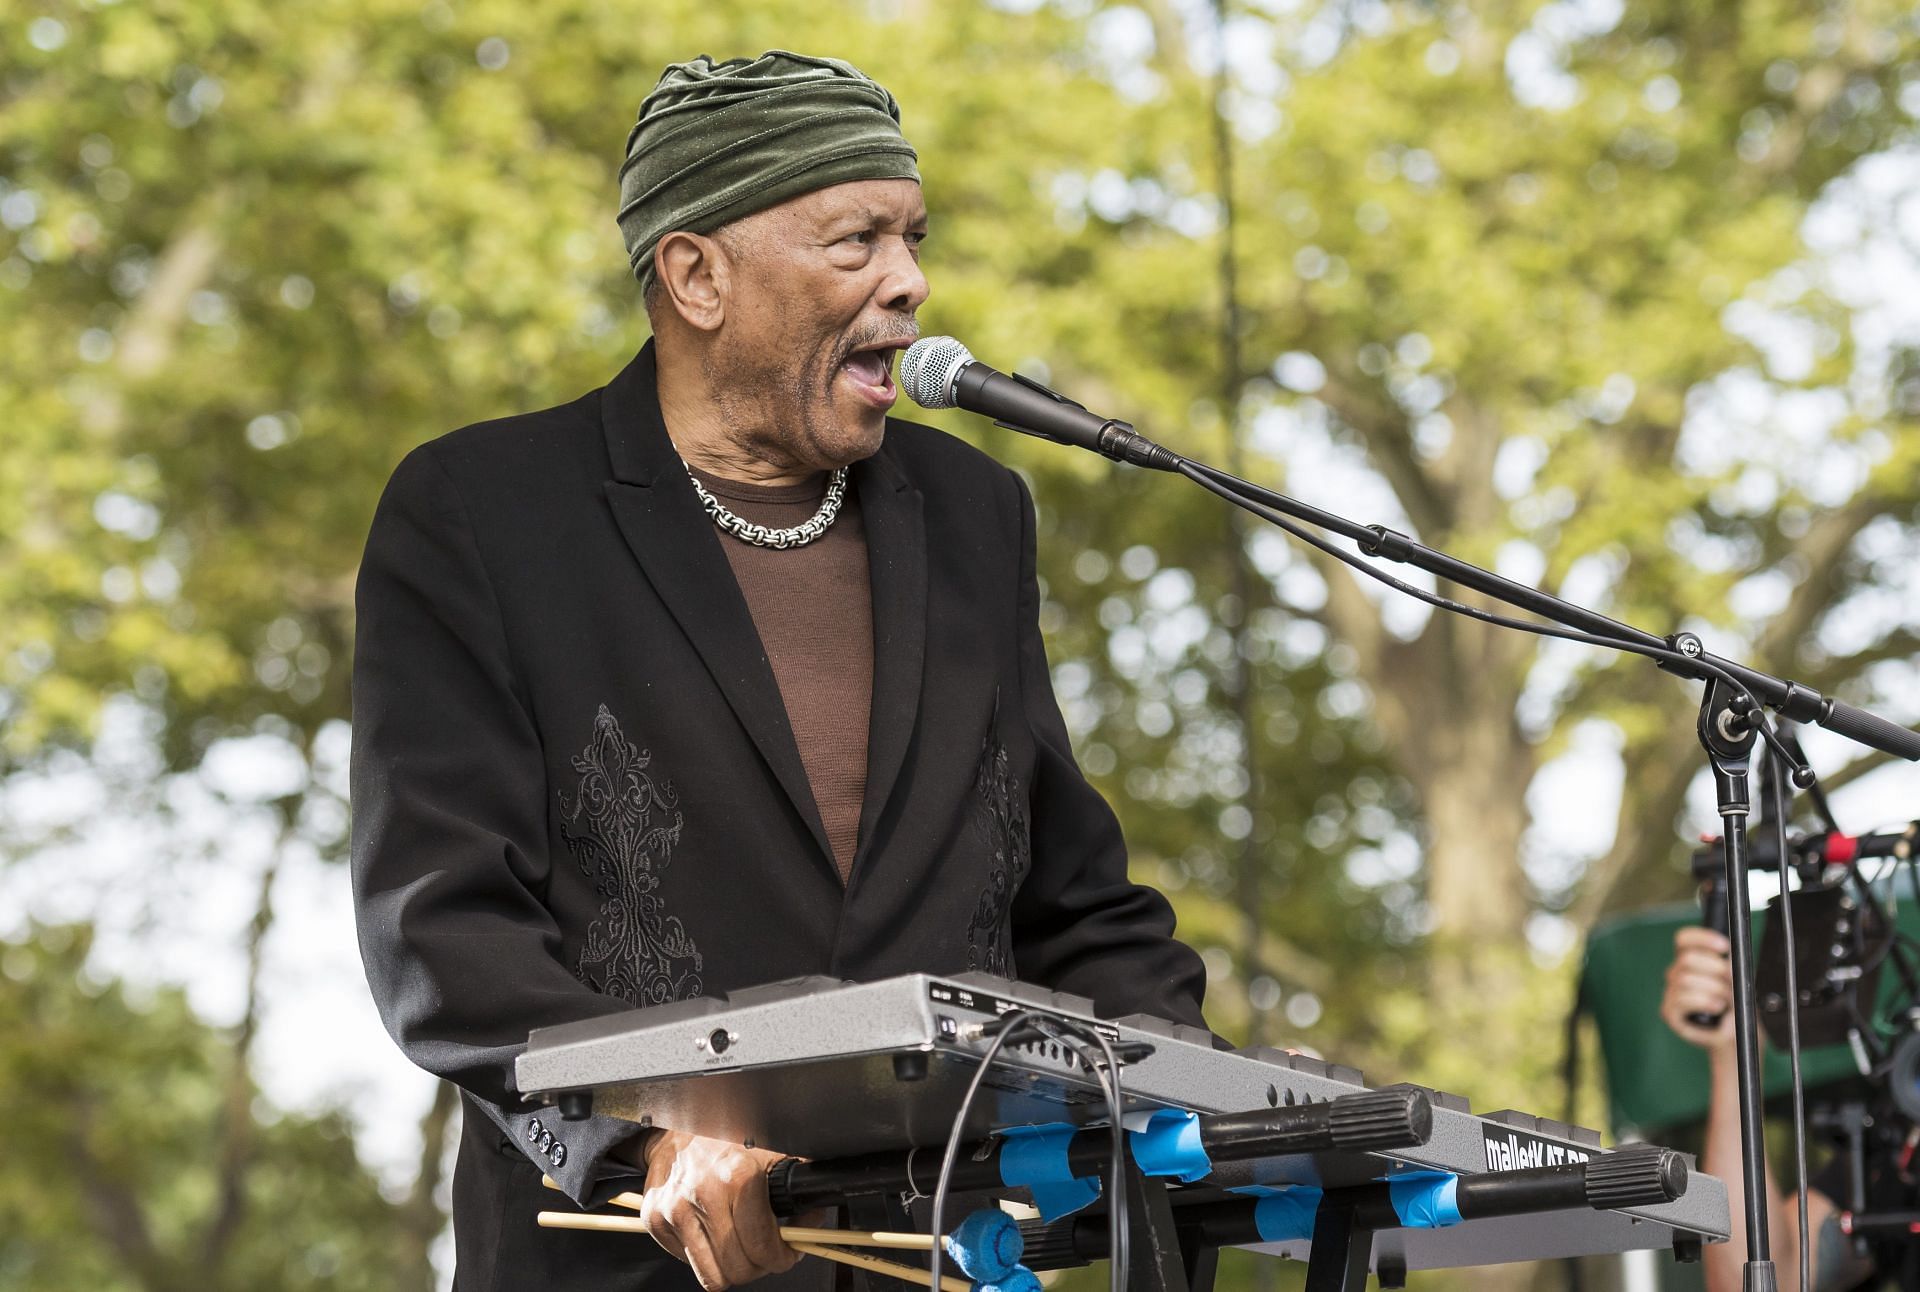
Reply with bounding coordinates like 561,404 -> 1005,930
899,336 -> 973,410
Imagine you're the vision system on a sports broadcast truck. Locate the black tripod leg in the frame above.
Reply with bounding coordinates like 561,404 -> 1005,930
1179,1228 -> 1219,1292
1122,1161 -> 1190,1292
1304,1203 -> 1371,1292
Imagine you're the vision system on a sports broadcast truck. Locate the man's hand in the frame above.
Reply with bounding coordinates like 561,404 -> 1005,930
635,1130 -> 799,1290
1660,926 -> 1737,1054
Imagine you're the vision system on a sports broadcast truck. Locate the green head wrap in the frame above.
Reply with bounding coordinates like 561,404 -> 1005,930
617,50 -> 921,291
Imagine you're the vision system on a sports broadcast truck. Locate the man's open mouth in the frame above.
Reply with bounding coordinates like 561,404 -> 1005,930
843,348 -> 894,387
837,340 -> 912,408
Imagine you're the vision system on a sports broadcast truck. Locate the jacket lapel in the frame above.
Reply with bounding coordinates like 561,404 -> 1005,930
598,343 -> 835,870
849,441 -> 927,883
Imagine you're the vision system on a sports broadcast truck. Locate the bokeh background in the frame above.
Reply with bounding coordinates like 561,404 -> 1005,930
5,0 -> 1919,1288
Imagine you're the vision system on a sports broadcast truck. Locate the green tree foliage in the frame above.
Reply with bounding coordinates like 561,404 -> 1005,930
0,923 -> 419,1291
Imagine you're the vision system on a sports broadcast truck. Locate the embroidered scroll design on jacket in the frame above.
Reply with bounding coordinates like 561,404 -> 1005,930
559,705 -> 703,1005
966,720 -> 1031,975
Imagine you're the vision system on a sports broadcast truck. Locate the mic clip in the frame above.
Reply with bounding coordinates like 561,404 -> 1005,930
1007,369 -> 1089,411
992,370 -> 1093,448
992,370 -> 1094,445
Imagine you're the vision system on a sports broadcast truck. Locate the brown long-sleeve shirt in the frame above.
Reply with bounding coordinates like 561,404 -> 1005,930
689,466 -> 872,883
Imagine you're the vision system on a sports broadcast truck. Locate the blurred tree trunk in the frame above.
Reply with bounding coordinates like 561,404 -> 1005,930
399,1080 -> 461,1288
201,825 -> 287,1275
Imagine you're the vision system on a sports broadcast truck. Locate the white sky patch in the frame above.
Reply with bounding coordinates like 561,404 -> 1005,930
1729,566 -> 1794,624
1086,5 -> 1163,103
1489,430 -> 1551,495
201,730 -> 313,800
1274,351 -> 1327,395
1527,910 -> 1580,965
1494,539 -> 1547,589
1248,401 -> 1433,639
1523,719 -> 1626,898
1504,0 -> 1624,110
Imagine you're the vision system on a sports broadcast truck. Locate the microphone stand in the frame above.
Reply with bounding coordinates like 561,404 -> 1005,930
1007,414 -> 1920,1292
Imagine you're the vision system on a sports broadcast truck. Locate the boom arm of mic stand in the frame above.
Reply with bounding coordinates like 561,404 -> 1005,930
1166,456 -> 1920,763
985,407 -> 1917,760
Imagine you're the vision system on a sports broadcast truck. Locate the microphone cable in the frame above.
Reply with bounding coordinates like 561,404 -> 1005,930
930,1011 -> 1132,1292
1031,1017 -> 1129,1292
930,1010 -> 1042,1292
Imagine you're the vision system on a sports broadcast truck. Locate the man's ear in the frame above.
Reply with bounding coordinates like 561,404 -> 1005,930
654,231 -> 728,332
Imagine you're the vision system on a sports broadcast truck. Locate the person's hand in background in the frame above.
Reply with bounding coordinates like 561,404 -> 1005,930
1660,925 -> 1736,1054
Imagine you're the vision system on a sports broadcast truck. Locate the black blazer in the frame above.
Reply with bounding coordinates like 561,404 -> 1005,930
350,343 -> 1208,1290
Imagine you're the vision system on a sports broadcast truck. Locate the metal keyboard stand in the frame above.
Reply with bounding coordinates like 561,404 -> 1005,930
1109,1171 -> 1387,1292
1123,1165 -> 1193,1292
1305,1201 -> 1378,1292
769,1086 -> 1434,1292
1018,1146 -> 1693,1292
1065,1180 -> 1381,1292
1072,1167 -> 1376,1292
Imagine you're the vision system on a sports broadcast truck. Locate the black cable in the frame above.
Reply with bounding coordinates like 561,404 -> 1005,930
1863,859 -> 1920,988
931,1012 -> 1140,1292
931,1013 -> 1041,1292
1770,751 -> 1812,1292
1839,875 -> 1920,1065
1843,867 -> 1920,1005
1777,726 -> 1839,836
1032,1018 -> 1127,1292
1052,1028 -> 1121,1290
1085,1026 -> 1129,1292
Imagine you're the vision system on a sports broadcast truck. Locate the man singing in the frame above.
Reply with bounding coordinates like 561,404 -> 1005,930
350,51 -> 1209,1292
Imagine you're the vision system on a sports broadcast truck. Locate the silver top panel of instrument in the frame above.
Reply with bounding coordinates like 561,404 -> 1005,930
516,971 -> 1728,1271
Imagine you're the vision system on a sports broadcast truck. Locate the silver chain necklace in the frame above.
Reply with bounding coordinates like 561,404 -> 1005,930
684,462 -> 848,550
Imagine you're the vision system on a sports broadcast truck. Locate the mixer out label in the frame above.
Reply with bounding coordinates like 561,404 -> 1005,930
1483,1127 -> 1593,1171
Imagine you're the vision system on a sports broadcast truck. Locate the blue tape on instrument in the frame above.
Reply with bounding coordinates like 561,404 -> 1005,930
1247,1187 -> 1323,1244
969,1266 -> 1041,1292
1387,1172 -> 1461,1229
1127,1109 -> 1212,1183
944,1208 -> 1022,1282
998,1124 -> 1100,1221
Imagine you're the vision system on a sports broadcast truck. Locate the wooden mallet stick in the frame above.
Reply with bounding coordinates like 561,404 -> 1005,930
536,1210 -> 651,1235
786,1241 -> 971,1292
532,1212 -> 968,1292
538,1176 -> 944,1253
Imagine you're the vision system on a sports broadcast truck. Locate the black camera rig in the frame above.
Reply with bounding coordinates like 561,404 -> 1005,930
1692,815 -> 1920,1252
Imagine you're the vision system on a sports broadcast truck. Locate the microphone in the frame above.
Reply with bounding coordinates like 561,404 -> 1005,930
899,336 -> 1179,471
